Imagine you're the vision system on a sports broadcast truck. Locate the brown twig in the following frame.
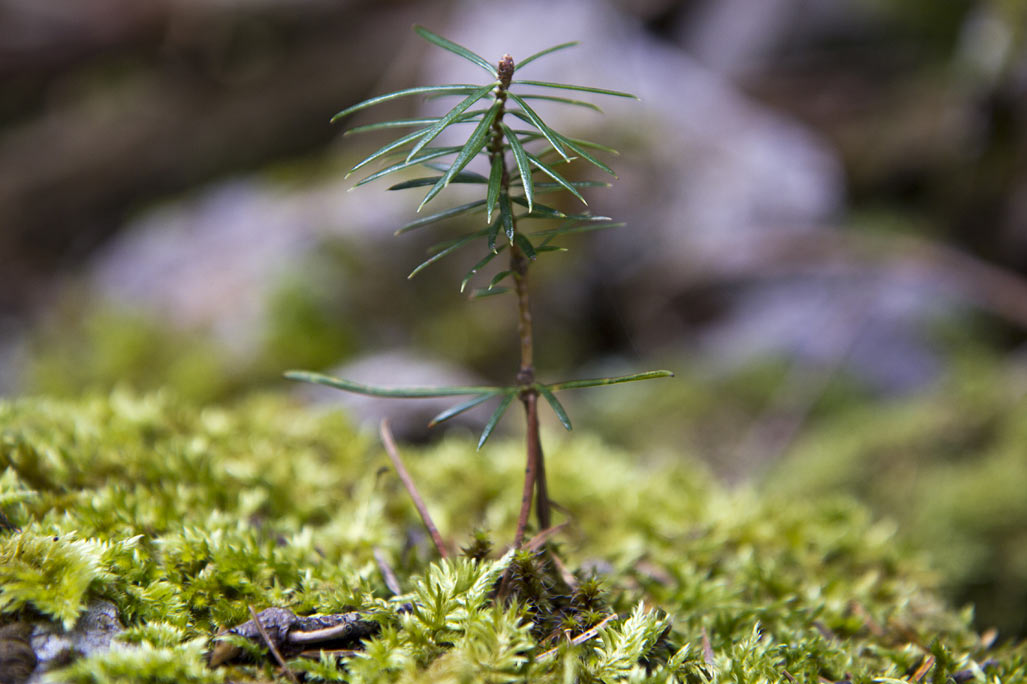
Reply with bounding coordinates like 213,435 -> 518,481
247,604 -> 300,684
373,546 -> 403,596
701,627 -> 715,669
849,601 -> 885,637
526,522 -> 568,553
379,419 -> 449,559
287,618 -> 377,646
532,406 -> 551,530
812,620 -> 838,642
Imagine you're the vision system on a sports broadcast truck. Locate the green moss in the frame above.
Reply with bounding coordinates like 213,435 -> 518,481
52,638 -> 222,684
1,532 -> 115,631
1,391 -> 1024,682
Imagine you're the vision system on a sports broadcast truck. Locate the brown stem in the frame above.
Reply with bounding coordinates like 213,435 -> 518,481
511,393 -> 539,551
524,387 -> 551,529
491,52 -> 551,546
373,546 -> 403,596
525,522 -> 568,552
512,388 -> 554,549
511,247 -> 534,382
535,441 -> 550,528
511,243 -> 551,533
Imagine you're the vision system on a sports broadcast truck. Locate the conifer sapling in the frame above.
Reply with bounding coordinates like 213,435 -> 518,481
286,25 -> 672,547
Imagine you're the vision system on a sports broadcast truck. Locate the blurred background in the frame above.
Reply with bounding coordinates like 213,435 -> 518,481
1,0 -> 1025,638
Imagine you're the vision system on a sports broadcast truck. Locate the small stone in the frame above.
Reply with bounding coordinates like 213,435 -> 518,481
30,600 -> 123,672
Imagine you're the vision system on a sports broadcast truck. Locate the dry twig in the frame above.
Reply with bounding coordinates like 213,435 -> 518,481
701,627 -> 715,669
379,419 -> 449,559
373,546 -> 403,596
247,604 -> 300,684
526,522 -> 568,552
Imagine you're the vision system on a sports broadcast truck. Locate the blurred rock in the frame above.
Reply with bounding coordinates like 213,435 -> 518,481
695,274 -> 945,394
677,0 -> 874,80
0,0 -> 426,317
88,176 -> 411,356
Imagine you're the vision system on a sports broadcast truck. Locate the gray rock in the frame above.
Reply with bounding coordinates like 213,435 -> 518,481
88,176 -> 413,356
29,600 -> 123,682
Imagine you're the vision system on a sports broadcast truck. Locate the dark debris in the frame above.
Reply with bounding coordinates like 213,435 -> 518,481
208,607 -> 382,668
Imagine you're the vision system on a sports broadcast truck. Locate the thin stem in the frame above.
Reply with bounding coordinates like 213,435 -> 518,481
373,546 -> 403,595
510,259 -> 551,534
492,53 -> 551,544
511,246 -> 534,381
528,388 -> 551,529
526,521 -> 569,552
512,393 -> 541,550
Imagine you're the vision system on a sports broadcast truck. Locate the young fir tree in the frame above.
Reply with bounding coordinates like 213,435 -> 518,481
286,26 -> 671,546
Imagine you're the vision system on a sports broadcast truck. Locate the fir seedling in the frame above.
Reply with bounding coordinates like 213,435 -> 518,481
285,26 -> 671,547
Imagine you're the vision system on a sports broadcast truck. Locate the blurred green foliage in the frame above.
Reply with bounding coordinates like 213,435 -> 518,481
262,275 -> 358,373
769,355 -> 1027,638
24,268 -> 362,403
26,305 -> 234,403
